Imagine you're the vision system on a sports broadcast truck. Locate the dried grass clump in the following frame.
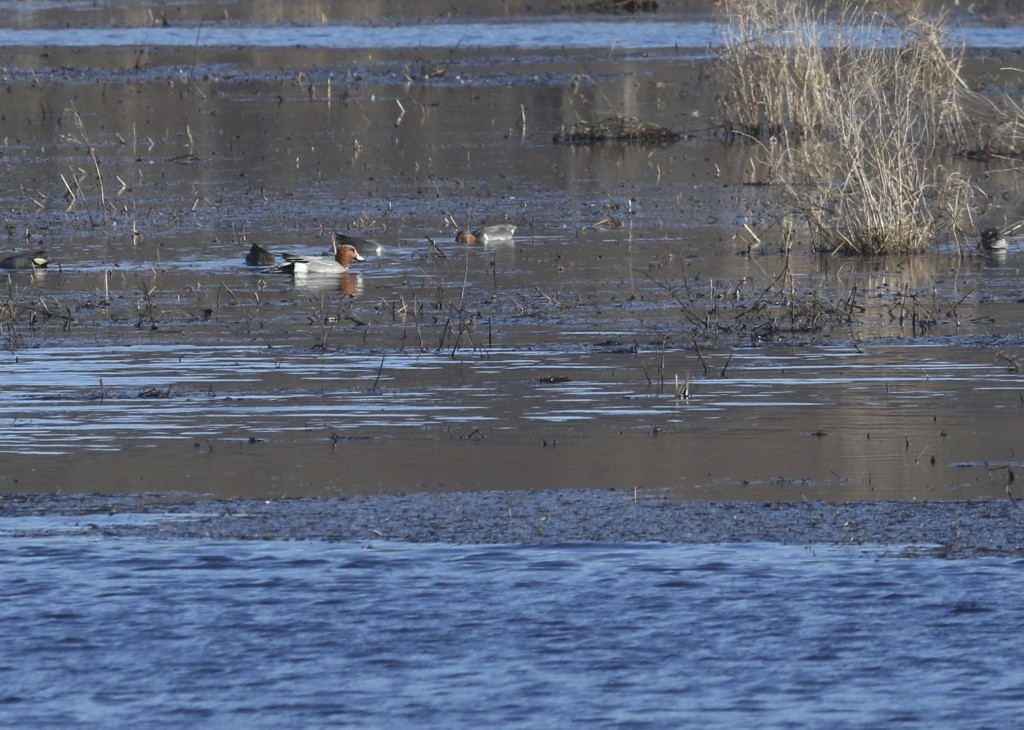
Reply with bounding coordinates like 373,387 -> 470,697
561,0 -> 655,12
714,0 -> 968,144
554,114 -> 681,145
562,0 -> 659,12
713,0 -> 976,255
775,134 -> 976,255
714,0 -> 830,138
643,265 -> 864,347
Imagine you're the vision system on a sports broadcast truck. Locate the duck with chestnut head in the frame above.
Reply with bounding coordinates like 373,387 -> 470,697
267,243 -> 365,275
455,224 -> 516,245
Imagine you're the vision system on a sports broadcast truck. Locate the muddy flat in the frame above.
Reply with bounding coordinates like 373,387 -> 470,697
2,0 -> 1024,511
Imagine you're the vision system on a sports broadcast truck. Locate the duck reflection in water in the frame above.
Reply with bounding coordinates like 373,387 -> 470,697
293,271 -> 363,297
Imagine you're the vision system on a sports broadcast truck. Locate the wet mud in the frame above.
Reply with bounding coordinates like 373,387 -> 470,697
3,2 -> 1024,510
2,489 -> 1022,558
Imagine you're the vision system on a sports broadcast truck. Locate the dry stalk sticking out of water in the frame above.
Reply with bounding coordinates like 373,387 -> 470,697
674,373 -> 690,401
427,250 -> 483,358
997,351 -> 1021,372
64,103 -> 109,225
136,277 -> 158,329
1,285 -> 73,348
308,292 -> 356,350
216,282 -> 264,331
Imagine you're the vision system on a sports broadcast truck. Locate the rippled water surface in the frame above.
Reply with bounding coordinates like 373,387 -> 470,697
0,22 -> 722,50
2,535 -> 1022,728
1,0 -> 1023,502
3,6 -> 1024,727
0,19 -> 1018,51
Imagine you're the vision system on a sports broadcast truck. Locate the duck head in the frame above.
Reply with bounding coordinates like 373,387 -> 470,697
336,244 -> 366,268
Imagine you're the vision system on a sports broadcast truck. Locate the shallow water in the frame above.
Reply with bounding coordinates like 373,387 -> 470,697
3,339 -> 1023,500
0,21 -> 722,50
5,6 -> 1024,729
1,535 -> 1022,728
2,4 -> 1024,500
1,18 -> 1020,52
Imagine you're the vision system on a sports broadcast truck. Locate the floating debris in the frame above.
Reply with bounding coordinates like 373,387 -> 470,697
554,114 -> 681,145
137,387 -> 171,399
562,0 -> 659,13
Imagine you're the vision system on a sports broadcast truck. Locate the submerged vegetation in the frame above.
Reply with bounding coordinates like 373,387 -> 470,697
553,114 -> 681,145
713,0 -> 1023,255
562,0 -> 659,12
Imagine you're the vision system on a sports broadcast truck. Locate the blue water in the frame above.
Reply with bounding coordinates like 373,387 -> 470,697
0,20 -> 1015,51
0,21 -> 717,50
2,535 -> 1022,728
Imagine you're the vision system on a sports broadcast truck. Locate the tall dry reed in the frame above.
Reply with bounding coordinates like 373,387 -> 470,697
714,0 -> 978,254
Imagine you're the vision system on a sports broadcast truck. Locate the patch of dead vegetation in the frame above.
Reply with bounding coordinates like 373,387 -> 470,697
553,114 -> 681,145
561,0 -> 659,13
712,0 -> 987,255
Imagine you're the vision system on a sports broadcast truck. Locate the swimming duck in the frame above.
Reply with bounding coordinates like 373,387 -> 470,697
455,224 -> 516,244
980,220 -> 1024,252
244,243 -> 275,266
268,243 -> 365,275
333,232 -> 383,256
0,250 -> 51,269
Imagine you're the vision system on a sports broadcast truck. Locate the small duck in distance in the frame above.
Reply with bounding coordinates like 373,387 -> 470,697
0,250 -> 51,269
267,243 -> 365,275
244,243 -> 275,266
456,223 -> 516,245
980,220 -> 1024,252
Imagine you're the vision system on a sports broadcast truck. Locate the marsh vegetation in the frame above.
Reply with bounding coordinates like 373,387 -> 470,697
0,4 -> 1023,501
714,0 -> 1024,255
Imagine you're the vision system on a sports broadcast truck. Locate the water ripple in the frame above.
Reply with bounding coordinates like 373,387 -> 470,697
0,538 -> 1020,728
0,20 -> 1014,52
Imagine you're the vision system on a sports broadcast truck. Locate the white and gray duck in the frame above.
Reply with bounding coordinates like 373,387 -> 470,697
0,250 -> 51,270
980,220 -> 1024,252
265,236 -> 365,275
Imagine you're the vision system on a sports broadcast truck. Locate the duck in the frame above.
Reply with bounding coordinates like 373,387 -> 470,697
333,232 -> 383,256
268,243 -> 365,275
980,220 -> 1024,252
455,223 -> 516,244
0,250 -> 51,269
244,243 -> 275,266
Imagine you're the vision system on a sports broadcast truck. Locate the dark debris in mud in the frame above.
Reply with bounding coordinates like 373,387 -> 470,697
1,489 -> 1021,558
0,57 -> 652,92
554,114 -> 682,145
562,0 -> 660,13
